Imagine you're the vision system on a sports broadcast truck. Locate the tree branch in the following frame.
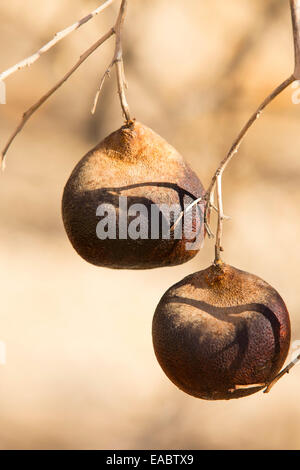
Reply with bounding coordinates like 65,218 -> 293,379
1,29 -> 114,168
1,0 -> 132,167
205,0 -> 300,263
214,175 -> 224,263
207,75 -> 294,262
0,0 -> 116,81
92,0 -> 131,120
91,64 -> 113,115
204,1 -> 300,394
290,0 -> 300,79
206,75 -> 294,198
264,353 -> 300,393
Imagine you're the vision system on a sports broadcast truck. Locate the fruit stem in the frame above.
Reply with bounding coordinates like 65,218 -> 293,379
214,174 -> 224,263
114,0 -> 131,122
91,0 -> 131,121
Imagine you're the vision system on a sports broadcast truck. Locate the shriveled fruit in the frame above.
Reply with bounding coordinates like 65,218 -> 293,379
152,262 -> 291,400
62,121 -> 205,269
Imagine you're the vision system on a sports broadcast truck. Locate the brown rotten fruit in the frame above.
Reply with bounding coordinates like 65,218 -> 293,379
62,121 -> 205,269
152,262 -> 291,400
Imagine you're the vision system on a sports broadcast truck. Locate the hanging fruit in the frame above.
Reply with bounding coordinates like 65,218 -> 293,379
62,121 -> 206,269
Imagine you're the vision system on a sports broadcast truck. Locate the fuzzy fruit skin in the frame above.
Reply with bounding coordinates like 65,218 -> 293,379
152,263 -> 291,400
62,121 -> 205,269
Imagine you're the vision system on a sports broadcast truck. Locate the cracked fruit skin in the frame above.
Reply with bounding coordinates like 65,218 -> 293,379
62,121 -> 205,269
152,263 -> 291,400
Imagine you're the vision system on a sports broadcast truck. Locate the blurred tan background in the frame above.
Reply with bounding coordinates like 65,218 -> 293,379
0,0 -> 300,450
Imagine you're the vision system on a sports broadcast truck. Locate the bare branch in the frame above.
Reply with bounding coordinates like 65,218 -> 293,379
206,75 -> 294,198
290,0 -> 300,79
205,1 -> 300,270
115,59 -> 131,121
120,59 -> 129,90
1,0 -> 132,167
114,0 -> 131,121
204,190 -> 215,239
92,0 -> 131,120
170,197 -> 203,233
214,175 -> 224,263
229,384 -> 265,393
204,75 -> 294,257
204,3 -> 300,394
0,0 -> 116,81
264,354 -> 300,393
91,62 -> 113,114
1,29 -> 114,168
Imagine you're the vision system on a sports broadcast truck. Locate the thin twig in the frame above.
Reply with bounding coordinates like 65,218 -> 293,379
114,0 -> 130,121
214,175 -> 224,263
170,197 -> 203,233
264,354 -> 300,393
1,29 -> 114,168
0,0 -> 116,81
206,75 -> 294,199
120,59 -> 129,89
91,64 -> 113,114
229,383 -> 265,392
92,0 -> 131,120
290,0 -> 300,79
204,190 -> 215,239
206,73 -> 294,261
115,60 -> 130,121
1,0 -> 131,166
206,1 -> 300,392
206,0 -> 300,262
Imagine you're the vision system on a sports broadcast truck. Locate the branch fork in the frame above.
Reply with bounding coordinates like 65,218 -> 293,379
1,0 -> 130,168
92,0 -> 131,120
